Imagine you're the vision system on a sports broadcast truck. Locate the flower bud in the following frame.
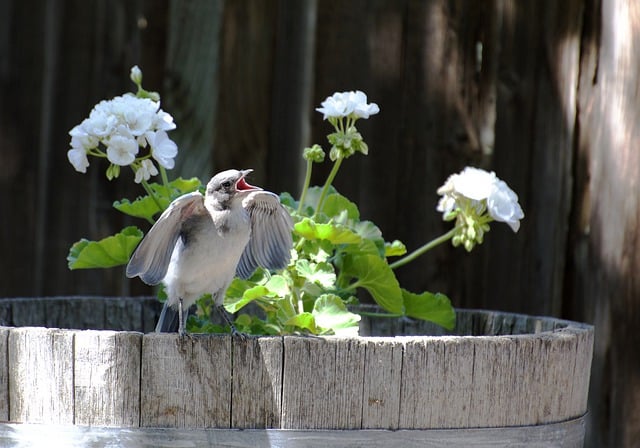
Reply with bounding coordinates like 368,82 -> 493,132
130,65 -> 143,85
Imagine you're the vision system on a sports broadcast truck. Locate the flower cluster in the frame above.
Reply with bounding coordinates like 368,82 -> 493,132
67,67 -> 177,183
314,91 -> 379,163
437,167 -> 524,251
316,90 -> 380,120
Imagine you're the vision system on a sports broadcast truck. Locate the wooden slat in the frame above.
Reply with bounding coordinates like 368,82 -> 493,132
0,327 -> 9,420
140,333 -> 232,428
361,337 -> 403,429
231,336 -> 283,428
8,327 -> 74,424
74,330 -> 142,426
0,417 -> 587,447
281,337 -> 366,429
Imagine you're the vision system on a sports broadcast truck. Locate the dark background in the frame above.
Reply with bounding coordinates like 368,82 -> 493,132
0,0 -> 637,445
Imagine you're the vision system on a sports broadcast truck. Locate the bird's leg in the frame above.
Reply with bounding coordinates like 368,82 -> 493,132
215,304 -> 246,340
178,297 -> 186,337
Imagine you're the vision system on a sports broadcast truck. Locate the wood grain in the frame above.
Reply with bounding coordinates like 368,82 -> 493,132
0,327 -> 8,421
73,330 -> 142,426
140,333 -> 232,428
8,327 -> 74,424
0,417 -> 587,447
231,336 -> 283,428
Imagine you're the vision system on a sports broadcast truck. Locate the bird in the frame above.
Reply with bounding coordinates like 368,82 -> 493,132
125,169 -> 293,336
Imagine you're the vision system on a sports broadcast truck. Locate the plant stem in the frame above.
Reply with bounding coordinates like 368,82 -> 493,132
140,179 -> 164,217
297,159 -> 313,214
313,155 -> 343,217
389,227 -> 457,270
159,166 -> 170,189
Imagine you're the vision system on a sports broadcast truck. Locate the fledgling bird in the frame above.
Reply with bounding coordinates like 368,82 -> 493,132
126,169 -> 293,336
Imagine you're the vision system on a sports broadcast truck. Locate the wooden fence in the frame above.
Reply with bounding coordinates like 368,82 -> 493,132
0,0 -> 638,445
0,297 -> 592,447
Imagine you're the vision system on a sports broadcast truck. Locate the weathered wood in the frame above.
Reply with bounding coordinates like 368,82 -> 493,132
8,327 -> 75,424
140,333 -> 232,428
231,336 -> 283,428
0,327 -> 8,421
0,299 -> 594,437
360,337 -> 403,429
0,297 -> 161,332
0,417 -> 587,447
74,330 -> 142,427
281,337 -> 367,429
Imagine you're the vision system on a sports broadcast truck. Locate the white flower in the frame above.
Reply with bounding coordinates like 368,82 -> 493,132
146,130 -> 178,169
134,159 -> 159,183
316,90 -> 379,120
350,91 -> 380,119
437,166 -> 524,233
106,126 -> 139,166
451,167 -> 496,201
67,148 -> 90,173
154,109 -> 176,131
69,125 -> 99,151
81,110 -> 117,138
487,180 -> 524,232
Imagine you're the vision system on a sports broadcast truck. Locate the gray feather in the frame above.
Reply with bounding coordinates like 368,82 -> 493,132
236,191 -> 293,279
126,191 -> 206,285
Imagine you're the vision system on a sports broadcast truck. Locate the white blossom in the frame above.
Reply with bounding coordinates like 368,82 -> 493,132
106,126 -> 139,166
487,180 -> 524,232
316,90 -> 379,120
154,109 -> 176,131
134,159 -> 159,183
437,166 -> 524,233
67,148 -> 90,173
67,89 -> 179,176
146,130 -> 178,169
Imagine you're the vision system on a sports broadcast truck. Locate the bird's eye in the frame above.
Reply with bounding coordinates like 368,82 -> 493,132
222,181 -> 232,188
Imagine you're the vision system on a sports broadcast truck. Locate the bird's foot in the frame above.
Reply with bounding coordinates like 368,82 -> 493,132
230,325 -> 248,341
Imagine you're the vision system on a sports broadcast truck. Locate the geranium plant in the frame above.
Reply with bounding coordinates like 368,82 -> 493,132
67,67 -> 524,336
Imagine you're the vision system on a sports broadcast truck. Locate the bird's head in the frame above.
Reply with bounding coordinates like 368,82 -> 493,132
205,169 -> 262,210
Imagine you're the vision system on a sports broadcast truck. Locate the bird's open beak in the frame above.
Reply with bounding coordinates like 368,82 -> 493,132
236,169 -> 262,192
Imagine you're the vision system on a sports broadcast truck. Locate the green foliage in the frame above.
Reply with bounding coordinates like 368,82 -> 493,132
68,178 -> 203,270
68,87 -> 457,336
67,226 -> 143,269
187,186 -> 455,336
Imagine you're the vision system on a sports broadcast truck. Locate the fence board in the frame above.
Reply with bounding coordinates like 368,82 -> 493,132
74,330 -> 142,427
361,337 -> 403,429
140,333 -> 232,428
0,327 -> 8,421
8,327 -> 75,424
231,336 -> 283,428
281,337 -> 366,429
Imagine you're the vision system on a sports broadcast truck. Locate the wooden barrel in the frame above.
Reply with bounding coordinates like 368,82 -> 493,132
0,297 -> 593,447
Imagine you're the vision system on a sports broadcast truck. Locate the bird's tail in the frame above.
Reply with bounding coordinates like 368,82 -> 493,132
155,301 -> 180,333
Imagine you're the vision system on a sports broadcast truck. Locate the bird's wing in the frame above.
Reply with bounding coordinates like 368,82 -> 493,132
126,191 -> 207,285
236,191 -> 293,279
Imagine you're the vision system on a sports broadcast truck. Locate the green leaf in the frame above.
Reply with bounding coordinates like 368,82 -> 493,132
285,312 -> 318,333
265,275 -> 290,296
295,260 -> 336,288
294,218 -> 362,245
67,226 -> 143,269
312,294 -> 361,336
403,289 -> 456,330
385,240 -> 407,257
322,193 -> 360,221
168,177 -> 202,195
225,285 -> 272,313
341,254 -> 404,314
113,196 -> 168,222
